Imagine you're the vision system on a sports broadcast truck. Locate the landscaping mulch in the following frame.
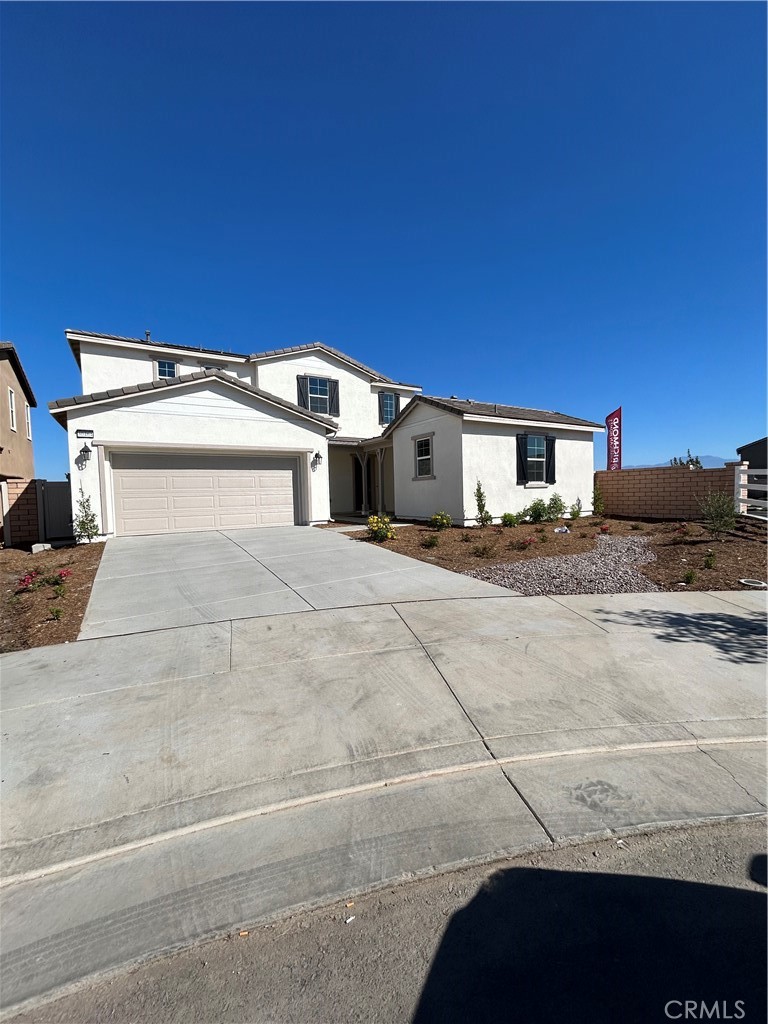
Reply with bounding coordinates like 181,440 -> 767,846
0,543 -> 104,653
348,516 -> 767,595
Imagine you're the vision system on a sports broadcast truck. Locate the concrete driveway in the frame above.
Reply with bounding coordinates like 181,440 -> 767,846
1,527 -> 765,1013
79,526 -> 507,638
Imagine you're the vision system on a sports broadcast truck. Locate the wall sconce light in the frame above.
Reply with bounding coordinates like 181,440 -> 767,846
79,443 -> 92,465
313,451 -> 323,466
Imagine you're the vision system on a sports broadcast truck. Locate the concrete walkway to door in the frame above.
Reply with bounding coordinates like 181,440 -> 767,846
78,526 -> 509,638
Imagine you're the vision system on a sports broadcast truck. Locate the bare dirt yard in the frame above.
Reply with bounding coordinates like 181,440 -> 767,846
0,543 -> 104,653
346,516 -> 767,595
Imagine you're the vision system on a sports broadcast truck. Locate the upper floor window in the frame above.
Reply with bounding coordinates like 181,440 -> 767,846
379,391 -> 400,425
157,360 -> 177,379
8,388 -> 16,431
526,435 -> 546,482
297,375 -> 340,417
25,402 -> 32,440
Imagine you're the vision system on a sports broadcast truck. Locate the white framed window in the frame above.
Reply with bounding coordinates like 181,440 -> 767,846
414,435 -> 433,478
8,388 -> 16,431
157,359 -> 177,379
308,376 -> 330,414
381,393 -> 397,424
25,402 -> 31,440
527,435 -> 546,482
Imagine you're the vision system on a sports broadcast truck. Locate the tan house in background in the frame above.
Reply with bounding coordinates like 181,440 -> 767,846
0,343 -> 36,480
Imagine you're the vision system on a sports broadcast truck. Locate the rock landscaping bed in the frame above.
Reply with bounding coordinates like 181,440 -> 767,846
0,543 -> 104,652
349,516 -> 767,595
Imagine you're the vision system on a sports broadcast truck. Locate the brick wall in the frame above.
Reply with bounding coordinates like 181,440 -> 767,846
594,463 -> 746,520
3,479 -> 41,545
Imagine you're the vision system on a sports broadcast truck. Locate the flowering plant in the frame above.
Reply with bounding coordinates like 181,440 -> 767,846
367,514 -> 395,543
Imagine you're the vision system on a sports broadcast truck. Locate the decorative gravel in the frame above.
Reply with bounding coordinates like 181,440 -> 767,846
464,535 -> 662,596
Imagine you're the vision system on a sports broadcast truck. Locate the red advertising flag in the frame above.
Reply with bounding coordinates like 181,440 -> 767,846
605,407 -> 622,470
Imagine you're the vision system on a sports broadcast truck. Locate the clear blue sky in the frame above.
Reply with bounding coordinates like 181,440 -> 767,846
2,2 -> 765,480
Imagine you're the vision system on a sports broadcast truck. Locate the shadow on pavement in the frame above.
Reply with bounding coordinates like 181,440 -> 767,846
412,867 -> 766,1024
595,608 -> 766,665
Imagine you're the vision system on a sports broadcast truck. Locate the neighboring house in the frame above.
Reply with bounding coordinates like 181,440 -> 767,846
736,436 -> 767,506
0,342 -> 36,480
49,329 -> 603,537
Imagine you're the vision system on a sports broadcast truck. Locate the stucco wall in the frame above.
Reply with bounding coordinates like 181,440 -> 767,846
254,352 -> 414,440
65,381 -> 330,537
79,341 -> 253,394
392,404 -> 464,522
461,423 -> 596,523
0,358 -> 35,479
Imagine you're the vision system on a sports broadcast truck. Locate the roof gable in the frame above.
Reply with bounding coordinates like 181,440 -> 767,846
48,370 -> 338,431
249,342 -> 406,384
383,394 -> 603,436
0,343 -> 37,406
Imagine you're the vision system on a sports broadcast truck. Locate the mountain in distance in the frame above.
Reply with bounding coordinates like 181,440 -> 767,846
623,455 -> 728,469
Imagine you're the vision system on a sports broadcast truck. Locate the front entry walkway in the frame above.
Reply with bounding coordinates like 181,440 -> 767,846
78,527 -> 508,639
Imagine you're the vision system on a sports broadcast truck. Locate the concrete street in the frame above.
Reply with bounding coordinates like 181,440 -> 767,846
0,527 -> 765,1014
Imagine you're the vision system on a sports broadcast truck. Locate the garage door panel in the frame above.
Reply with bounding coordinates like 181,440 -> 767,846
112,454 -> 299,536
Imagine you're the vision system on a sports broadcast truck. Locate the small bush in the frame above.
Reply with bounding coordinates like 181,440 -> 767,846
474,481 -> 493,527
471,542 -> 496,558
367,514 -> 395,542
704,552 -> 716,569
53,584 -> 66,599
592,483 -> 605,517
630,522 -> 643,531
73,488 -> 99,542
527,499 -> 548,524
534,525 -> 545,534
599,524 -> 610,534
50,607 -> 63,621
569,499 -> 582,521
698,491 -> 737,540
429,510 -> 452,531
461,532 -> 471,543
422,533 -> 439,549
546,493 -> 567,521
682,569 -> 696,585
515,537 -> 536,551
538,534 -> 549,543
500,512 -> 519,528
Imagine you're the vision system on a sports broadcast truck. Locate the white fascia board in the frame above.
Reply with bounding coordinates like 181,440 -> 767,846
66,333 -> 250,364
370,382 -> 422,393
51,377 -> 337,433
462,414 -> 604,433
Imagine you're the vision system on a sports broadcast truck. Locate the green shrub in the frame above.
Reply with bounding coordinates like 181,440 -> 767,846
73,488 -> 99,542
461,532 -> 471,543
422,533 -> 439,549
704,552 -> 716,569
698,491 -> 737,539
538,533 -> 549,543
53,584 -> 66,599
546,493 -> 567,521
569,499 -> 582,521
630,522 -> 643,531
474,481 -> 492,527
500,512 -> 519,528
50,607 -> 63,621
471,542 -> 495,558
429,510 -> 452,531
592,483 -> 605,518
367,514 -> 395,542
527,499 -> 548,524
683,569 -> 696,585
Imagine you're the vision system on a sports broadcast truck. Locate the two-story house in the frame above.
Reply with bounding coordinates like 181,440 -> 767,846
0,342 -> 36,480
49,329 -> 603,537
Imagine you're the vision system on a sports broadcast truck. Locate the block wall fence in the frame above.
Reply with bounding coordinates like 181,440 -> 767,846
594,462 -> 747,520
1,479 -> 42,546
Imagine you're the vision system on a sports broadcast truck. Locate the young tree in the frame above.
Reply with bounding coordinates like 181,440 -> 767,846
474,480 -> 492,526
73,487 -> 99,542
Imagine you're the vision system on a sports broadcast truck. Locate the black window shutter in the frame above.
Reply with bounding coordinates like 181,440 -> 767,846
394,393 -> 401,417
297,376 -> 309,409
378,392 -> 386,424
545,436 -> 556,484
516,434 -> 528,485
328,379 -> 340,417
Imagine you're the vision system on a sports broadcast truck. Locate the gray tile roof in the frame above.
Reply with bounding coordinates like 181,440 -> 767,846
48,370 -> 338,430
249,342 -> 419,386
0,342 -> 37,406
384,395 -> 603,434
66,330 -> 250,363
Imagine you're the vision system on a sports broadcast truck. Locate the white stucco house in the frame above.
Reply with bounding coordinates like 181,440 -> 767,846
49,330 -> 604,537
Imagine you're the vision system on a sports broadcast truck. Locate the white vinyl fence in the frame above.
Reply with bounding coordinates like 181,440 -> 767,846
735,463 -> 767,519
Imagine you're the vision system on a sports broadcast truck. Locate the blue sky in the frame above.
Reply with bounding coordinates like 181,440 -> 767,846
1,2 -> 765,480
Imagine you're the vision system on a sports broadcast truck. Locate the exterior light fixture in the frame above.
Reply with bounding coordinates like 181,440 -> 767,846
79,443 -> 92,464
313,451 -> 323,465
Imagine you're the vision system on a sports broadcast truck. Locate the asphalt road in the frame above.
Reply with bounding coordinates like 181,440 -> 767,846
9,818 -> 766,1024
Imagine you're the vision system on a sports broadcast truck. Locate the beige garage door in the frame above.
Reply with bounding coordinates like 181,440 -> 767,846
112,453 -> 298,536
